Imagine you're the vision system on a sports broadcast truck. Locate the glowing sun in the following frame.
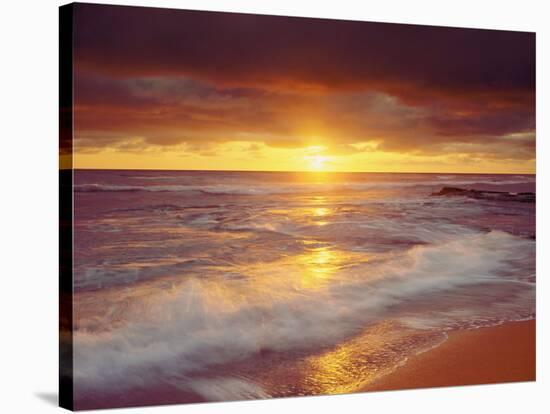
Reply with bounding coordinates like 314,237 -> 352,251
308,155 -> 327,171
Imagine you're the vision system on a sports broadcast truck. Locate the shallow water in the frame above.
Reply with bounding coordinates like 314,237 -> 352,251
71,170 -> 535,408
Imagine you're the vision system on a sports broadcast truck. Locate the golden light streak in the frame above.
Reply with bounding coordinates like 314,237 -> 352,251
74,139 -> 535,173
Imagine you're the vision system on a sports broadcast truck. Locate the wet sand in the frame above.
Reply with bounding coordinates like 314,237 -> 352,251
363,320 -> 535,392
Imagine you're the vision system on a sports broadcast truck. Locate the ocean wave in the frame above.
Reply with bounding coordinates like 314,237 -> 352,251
72,230 -> 534,396
185,377 -> 270,401
74,178 -> 535,196
74,183 -> 195,193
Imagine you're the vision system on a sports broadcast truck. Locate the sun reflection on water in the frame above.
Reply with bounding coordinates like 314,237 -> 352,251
300,322 -> 411,395
191,241 -> 359,309
312,207 -> 329,217
294,246 -> 340,290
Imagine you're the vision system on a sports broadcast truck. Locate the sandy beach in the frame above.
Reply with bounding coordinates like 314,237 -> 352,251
363,320 -> 536,393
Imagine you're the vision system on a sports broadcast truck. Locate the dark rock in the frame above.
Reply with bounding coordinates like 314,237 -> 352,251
431,186 -> 535,203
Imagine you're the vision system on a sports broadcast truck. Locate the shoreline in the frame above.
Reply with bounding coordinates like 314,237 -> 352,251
361,319 -> 536,393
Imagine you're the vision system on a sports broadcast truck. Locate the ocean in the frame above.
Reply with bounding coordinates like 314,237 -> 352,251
71,170 -> 536,408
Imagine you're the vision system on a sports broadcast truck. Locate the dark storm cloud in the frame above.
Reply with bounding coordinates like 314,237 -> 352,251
73,4 -> 534,94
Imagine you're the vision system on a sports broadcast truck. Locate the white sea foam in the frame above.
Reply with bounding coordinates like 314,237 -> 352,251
185,378 -> 270,401
72,230 -> 535,395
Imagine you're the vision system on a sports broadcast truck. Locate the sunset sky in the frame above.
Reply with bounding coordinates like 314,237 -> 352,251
72,4 -> 535,173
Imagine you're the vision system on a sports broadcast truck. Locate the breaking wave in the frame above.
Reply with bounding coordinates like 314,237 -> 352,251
74,178 -> 534,196
72,230 -> 534,396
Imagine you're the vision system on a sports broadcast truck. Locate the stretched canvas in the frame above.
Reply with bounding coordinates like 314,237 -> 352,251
59,2 -> 536,411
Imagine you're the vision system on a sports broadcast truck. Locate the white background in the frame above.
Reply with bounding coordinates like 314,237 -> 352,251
1,0 -> 548,412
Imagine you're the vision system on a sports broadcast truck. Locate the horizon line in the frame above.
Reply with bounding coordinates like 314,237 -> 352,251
66,167 -> 536,175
